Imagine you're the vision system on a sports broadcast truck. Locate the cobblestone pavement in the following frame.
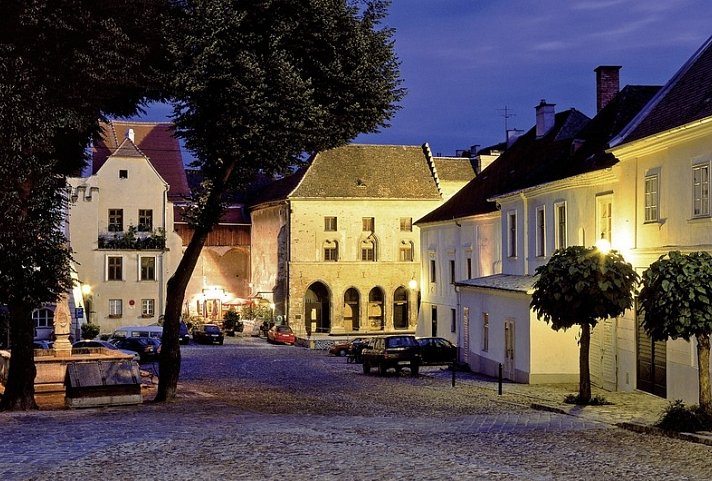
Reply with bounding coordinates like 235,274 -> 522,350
1,336 -> 711,481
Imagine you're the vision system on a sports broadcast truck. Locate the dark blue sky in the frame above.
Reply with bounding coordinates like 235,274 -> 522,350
130,0 -> 712,158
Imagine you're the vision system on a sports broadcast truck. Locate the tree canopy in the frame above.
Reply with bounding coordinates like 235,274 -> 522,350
0,0 -> 171,410
155,0 -> 404,401
638,250 -> 712,413
531,246 -> 638,402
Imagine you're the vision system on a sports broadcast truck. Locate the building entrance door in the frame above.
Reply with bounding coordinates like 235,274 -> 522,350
305,282 -> 331,334
637,306 -> 666,397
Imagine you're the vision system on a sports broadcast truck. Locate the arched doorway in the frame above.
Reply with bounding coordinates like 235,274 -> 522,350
344,288 -> 360,331
305,282 -> 331,334
393,286 -> 408,329
368,287 -> 384,331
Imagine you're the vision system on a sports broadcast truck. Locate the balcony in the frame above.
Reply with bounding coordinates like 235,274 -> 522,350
98,225 -> 166,250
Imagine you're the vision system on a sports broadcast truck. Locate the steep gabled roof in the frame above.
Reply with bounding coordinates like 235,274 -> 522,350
291,144 -> 441,199
417,109 -> 591,224
417,85 -> 660,225
432,156 -> 476,184
92,120 -> 190,201
611,35 -> 712,145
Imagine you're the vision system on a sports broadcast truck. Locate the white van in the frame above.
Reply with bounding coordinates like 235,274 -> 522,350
111,325 -> 163,339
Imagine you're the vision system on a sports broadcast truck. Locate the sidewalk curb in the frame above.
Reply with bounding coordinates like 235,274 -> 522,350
531,401 -> 712,447
617,421 -> 712,447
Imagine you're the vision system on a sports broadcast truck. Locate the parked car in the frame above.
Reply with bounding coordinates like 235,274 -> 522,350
347,338 -> 372,364
111,325 -> 163,340
329,340 -> 353,357
241,319 -> 262,337
416,337 -> 457,365
72,339 -> 141,362
193,324 -> 225,345
179,321 -> 190,345
361,335 -> 421,376
111,336 -> 161,363
267,324 -> 295,345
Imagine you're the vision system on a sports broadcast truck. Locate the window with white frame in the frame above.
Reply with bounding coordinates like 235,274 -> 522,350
140,256 -> 156,280
482,312 -> 489,352
535,206 -> 546,257
109,299 -> 123,318
693,163 -> 710,217
596,195 -> 613,244
107,256 -> 123,281
33,308 -> 53,328
554,202 -> 567,250
644,171 -> 660,222
141,299 -> 155,317
507,211 -> 517,258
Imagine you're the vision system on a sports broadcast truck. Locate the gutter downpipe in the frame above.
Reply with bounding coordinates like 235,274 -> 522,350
520,193 -> 529,275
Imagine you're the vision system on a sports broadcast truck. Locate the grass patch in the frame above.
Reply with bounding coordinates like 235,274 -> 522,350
656,400 -> 712,432
563,393 -> 612,406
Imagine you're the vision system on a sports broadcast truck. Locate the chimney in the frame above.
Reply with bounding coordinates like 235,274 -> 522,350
535,100 -> 555,138
126,128 -> 135,142
594,65 -> 621,112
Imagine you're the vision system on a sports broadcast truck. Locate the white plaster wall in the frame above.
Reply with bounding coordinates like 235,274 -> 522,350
68,154 -> 182,334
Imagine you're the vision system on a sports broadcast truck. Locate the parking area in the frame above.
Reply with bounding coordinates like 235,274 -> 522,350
2,336 -> 711,481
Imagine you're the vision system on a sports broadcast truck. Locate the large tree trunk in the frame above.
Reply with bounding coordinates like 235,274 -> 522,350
696,333 -> 711,414
0,302 -> 38,411
154,162 -> 235,402
578,323 -> 591,403
154,226 -> 210,402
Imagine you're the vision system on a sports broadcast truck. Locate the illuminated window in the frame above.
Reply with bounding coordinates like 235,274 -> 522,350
400,217 -> 412,231
693,163 -> 709,217
399,241 -> 413,261
536,206 -> 545,257
554,202 -> 567,250
596,195 -> 613,243
644,172 -> 660,222
362,217 -> 375,231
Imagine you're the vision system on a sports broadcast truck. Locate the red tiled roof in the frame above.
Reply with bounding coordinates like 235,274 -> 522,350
93,120 -> 190,201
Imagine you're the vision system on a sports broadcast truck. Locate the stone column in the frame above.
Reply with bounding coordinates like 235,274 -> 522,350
53,294 -> 73,357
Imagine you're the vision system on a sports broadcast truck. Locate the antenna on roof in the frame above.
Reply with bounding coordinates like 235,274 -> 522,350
497,105 -> 516,141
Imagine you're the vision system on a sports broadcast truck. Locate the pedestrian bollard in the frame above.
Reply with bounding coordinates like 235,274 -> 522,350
451,362 -> 456,387
498,363 -> 503,395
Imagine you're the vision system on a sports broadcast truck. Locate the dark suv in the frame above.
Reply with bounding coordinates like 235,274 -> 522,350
193,324 -> 225,345
111,336 -> 161,363
361,335 -> 421,376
